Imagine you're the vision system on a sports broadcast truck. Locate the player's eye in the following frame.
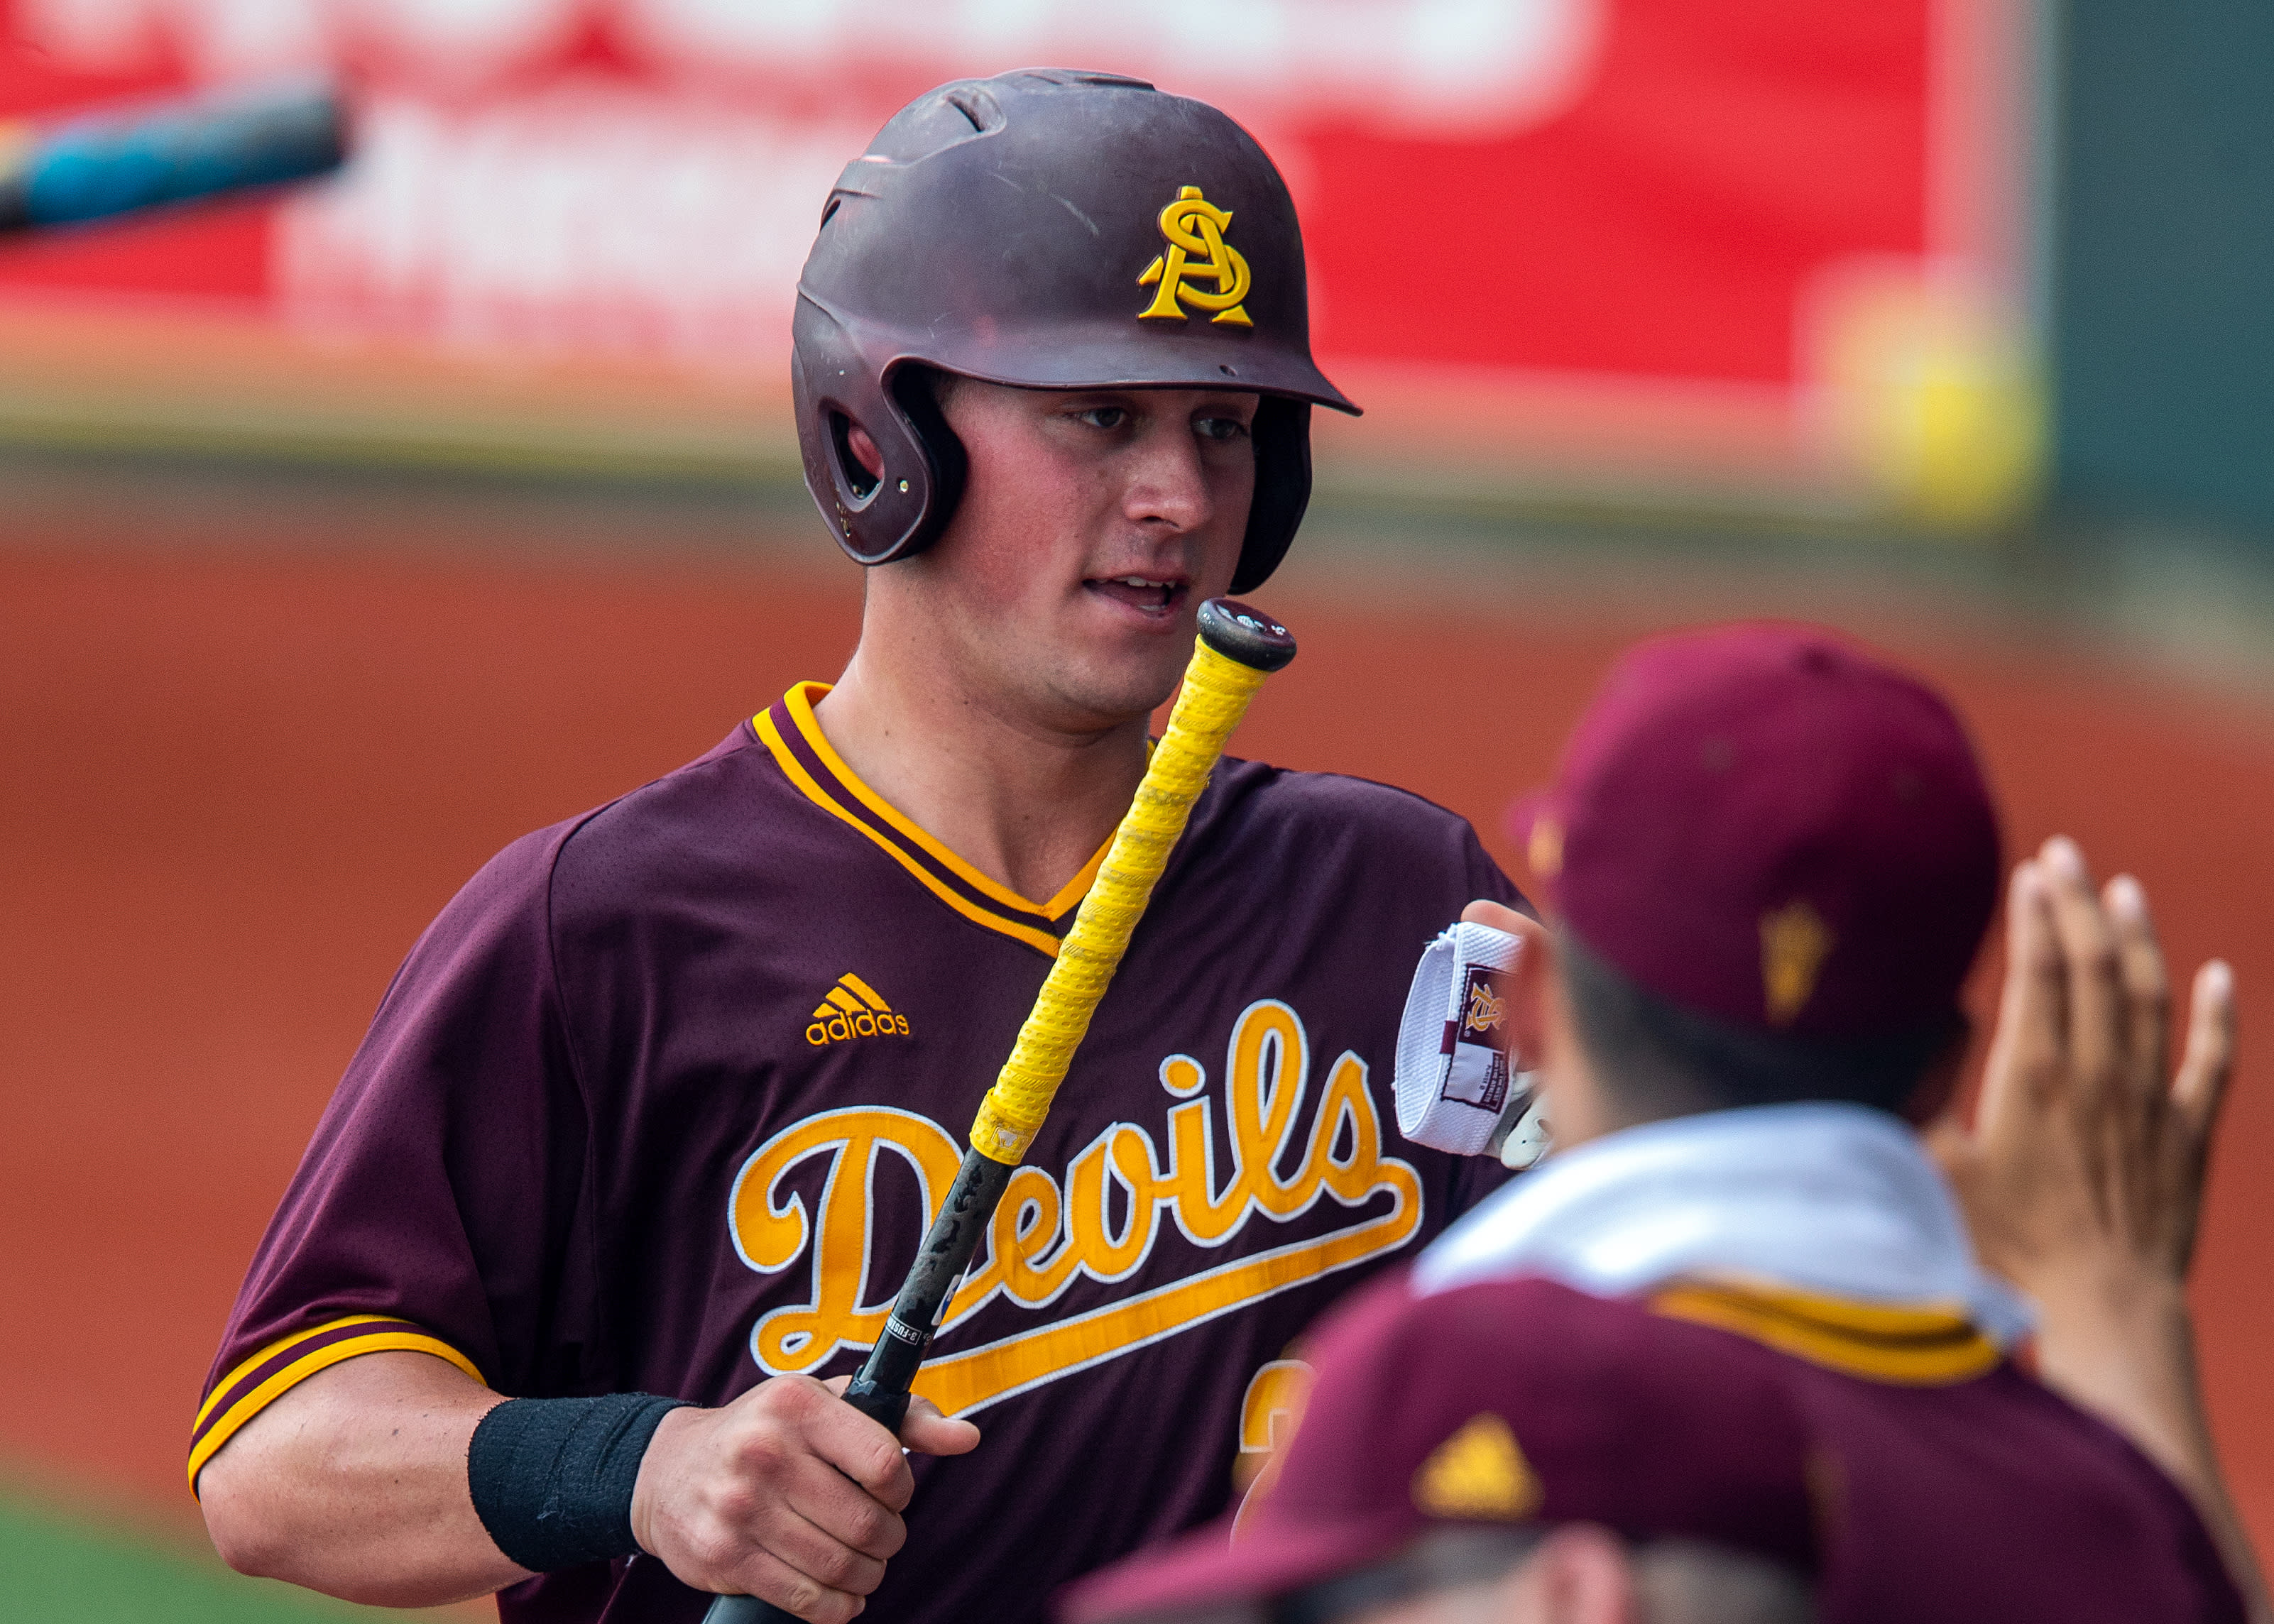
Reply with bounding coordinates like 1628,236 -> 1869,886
1194,415 -> 1250,444
1076,405 -> 1129,431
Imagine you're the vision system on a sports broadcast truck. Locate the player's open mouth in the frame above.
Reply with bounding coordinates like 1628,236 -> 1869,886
1086,575 -> 1188,616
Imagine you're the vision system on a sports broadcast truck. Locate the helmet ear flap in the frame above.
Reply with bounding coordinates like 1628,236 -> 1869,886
1232,397 -> 1313,593
887,365 -> 968,554
793,300 -> 969,566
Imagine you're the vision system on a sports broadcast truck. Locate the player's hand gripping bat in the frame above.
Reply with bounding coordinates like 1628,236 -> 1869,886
0,75 -> 346,234
706,597 -> 1299,1624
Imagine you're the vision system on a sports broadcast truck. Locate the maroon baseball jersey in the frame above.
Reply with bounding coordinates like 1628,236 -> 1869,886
191,681 -> 1519,1624
1233,1273 -> 2242,1623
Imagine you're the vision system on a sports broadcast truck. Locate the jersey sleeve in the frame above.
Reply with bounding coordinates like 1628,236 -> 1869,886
188,821 -> 594,1493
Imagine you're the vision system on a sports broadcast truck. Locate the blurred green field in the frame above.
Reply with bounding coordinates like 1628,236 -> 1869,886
0,1480 -> 459,1624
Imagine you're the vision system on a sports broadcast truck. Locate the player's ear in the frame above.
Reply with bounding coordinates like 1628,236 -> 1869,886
1510,1522 -> 1636,1624
846,422 -> 886,481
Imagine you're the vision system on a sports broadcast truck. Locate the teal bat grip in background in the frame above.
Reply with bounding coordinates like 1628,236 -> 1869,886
0,76 -> 346,234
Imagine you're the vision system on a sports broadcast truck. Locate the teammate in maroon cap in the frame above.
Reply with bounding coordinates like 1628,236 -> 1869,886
189,71 -> 1520,1624
1067,622 -> 2258,1624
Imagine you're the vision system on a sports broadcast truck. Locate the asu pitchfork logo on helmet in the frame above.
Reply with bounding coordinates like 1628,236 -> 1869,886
1139,185 -> 1254,327
789,68 -> 1357,590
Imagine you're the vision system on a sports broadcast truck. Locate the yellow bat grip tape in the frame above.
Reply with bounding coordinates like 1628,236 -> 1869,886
969,638 -> 1269,1163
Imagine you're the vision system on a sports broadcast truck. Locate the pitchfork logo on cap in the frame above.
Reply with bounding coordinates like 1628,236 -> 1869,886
1137,185 -> 1254,327
1759,899 -> 1835,1026
1411,1412 -> 1541,1522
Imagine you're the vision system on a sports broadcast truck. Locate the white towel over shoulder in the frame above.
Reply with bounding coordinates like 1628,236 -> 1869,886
1416,1101 -> 2032,1347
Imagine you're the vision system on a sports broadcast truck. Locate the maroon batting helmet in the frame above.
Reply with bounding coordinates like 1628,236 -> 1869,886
792,68 -> 1359,593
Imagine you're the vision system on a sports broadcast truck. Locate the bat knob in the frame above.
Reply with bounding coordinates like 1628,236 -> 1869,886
1196,598 -> 1296,674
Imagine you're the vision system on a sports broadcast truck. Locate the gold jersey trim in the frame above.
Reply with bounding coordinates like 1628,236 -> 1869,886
1649,1280 -> 2003,1387
755,684 -> 1112,958
187,1316 -> 482,1491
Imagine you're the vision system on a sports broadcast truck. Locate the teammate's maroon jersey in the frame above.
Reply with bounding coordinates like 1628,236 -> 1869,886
1279,1274 -> 2244,1623
192,682 -> 1519,1624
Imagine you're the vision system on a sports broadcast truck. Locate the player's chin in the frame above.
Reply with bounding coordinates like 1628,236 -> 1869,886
1045,635 -> 1191,725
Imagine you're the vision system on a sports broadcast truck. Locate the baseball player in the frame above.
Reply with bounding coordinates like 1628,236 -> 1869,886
191,71 -> 1518,1624
1062,624 -> 2253,1624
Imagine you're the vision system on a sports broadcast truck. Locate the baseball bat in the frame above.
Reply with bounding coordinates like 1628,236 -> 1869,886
0,75 -> 346,234
708,597 -> 1299,1624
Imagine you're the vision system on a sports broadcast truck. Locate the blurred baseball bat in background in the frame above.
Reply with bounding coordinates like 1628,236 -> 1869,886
0,75 -> 346,235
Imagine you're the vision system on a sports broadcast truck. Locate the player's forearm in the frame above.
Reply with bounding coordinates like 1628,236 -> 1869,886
2032,1274 -> 2269,1620
198,1349 -> 533,1608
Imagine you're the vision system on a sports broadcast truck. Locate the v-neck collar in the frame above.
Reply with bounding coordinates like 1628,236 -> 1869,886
754,683 -> 1110,958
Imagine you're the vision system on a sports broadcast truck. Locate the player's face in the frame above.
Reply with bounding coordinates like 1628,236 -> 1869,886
914,380 -> 1257,728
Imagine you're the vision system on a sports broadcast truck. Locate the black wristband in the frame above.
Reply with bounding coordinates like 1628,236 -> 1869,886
467,1393 -> 691,1573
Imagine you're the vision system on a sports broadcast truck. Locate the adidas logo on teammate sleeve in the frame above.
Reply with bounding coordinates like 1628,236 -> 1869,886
804,973 -> 912,1047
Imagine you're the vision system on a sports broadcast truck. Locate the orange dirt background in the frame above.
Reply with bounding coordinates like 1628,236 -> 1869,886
3,532 -> 2270,1559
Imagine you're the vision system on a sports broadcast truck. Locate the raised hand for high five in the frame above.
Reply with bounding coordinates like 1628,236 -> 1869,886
1937,835 -> 2234,1312
1931,835 -> 2260,1613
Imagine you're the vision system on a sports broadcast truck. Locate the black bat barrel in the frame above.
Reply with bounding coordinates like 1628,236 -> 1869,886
843,1149 -> 1015,1428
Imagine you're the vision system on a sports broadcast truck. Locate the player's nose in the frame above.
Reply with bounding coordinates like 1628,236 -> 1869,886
1119,415 -> 1215,536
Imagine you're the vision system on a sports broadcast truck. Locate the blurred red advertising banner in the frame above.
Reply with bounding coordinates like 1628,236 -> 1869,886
0,0 -> 2038,527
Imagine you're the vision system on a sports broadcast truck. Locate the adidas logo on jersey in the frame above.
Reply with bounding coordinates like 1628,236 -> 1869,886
804,973 -> 912,1047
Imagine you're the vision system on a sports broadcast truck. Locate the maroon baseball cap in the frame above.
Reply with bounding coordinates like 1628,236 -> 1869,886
1514,624 -> 2000,1040
1059,1273 -> 1818,1623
